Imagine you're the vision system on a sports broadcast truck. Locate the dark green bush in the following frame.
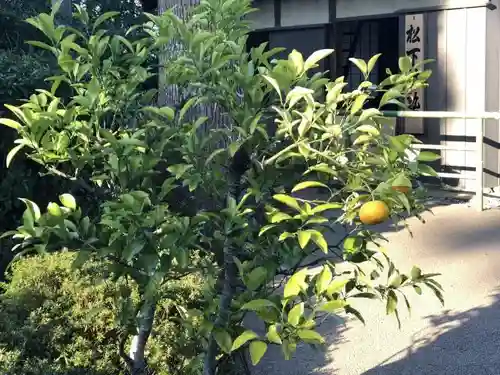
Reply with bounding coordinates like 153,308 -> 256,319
0,50 -> 53,106
0,252 -> 205,375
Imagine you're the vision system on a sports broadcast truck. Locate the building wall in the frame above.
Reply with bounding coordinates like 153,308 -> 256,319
423,7 -> 488,190
485,0 -> 500,188
248,0 -> 492,28
248,0 -> 498,191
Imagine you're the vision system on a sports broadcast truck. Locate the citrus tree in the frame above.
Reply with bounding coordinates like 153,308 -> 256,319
0,0 -> 443,374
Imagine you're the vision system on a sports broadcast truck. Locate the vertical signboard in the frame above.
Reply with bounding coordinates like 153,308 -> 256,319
404,14 -> 424,134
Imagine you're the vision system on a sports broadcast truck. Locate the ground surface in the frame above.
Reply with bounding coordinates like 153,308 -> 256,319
252,203 -> 500,375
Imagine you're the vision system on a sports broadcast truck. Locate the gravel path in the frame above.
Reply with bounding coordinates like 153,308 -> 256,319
251,204 -> 500,375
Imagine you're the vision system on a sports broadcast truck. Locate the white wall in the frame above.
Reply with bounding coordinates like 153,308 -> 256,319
484,0 -> 500,187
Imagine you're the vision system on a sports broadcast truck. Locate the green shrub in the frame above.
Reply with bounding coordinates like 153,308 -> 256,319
0,252 -> 205,375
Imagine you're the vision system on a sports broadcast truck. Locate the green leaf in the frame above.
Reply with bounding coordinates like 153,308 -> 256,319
249,341 -> 268,365
389,274 -> 403,288
292,181 -> 328,193
417,164 -> 438,177
93,11 -> 120,31
246,267 -> 268,291
26,40 -> 56,53
311,231 -> 328,253
59,194 -> 76,210
20,198 -> 41,222
311,202 -> 342,214
380,89 -> 402,108
266,324 -> 282,344
263,75 -> 282,101
351,94 -> 368,115
231,330 -> 258,351
356,124 -> 380,136
353,134 -> 372,145
214,328 -> 232,354
47,202 -> 62,216
270,212 -> 293,223
392,174 -> 412,188
326,279 -> 349,296
241,299 -> 278,312
298,230 -> 312,249
228,142 -> 242,157
6,144 -> 25,167
289,49 -> 304,74
399,55 -> 412,73
417,151 -> 441,162
411,266 -> 422,281
287,86 -> 314,109
315,265 -> 333,294
281,339 -> 297,360
205,148 -> 225,166
358,108 -> 382,123
0,118 -> 22,130
273,194 -> 301,212
367,53 -> 382,76
319,300 -> 348,313
284,268 -> 309,298
386,290 -> 398,315
72,250 -> 91,269
297,329 -> 325,344
349,58 -> 368,75
287,302 -> 304,326
304,49 -> 334,71
259,224 -> 276,236
167,164 -> 193,179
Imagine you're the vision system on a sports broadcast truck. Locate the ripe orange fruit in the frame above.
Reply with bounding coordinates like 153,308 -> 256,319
391,185 -> 410,194
359,200 -> 390,225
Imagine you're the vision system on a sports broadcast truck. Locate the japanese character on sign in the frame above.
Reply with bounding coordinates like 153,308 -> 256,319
407,91 -> 421,110
406,24 -> 421,44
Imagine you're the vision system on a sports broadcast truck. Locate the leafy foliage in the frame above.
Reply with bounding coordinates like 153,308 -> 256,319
0,0 -> 444,374
0,50 -> 53,105
0,251 -> 205,375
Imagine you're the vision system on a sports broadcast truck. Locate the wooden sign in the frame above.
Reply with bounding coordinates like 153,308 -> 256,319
404,14 -> 425,134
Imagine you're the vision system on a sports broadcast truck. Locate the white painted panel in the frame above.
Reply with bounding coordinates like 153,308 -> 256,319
281,0 -> 329,26
247,0 -> 275,29
337,0 -> 490,19
464,7 -> 487,189
442,8 -> 467,188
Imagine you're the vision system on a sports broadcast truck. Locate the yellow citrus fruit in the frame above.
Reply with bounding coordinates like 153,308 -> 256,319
391,185 -> 410,194
359,200 -> 390,225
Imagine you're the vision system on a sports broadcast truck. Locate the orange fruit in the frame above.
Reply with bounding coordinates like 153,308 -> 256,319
391,185 -> 410,194
359,200 -> 390,225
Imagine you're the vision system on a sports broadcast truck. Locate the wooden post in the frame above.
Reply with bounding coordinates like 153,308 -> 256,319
328,0 -> 338,79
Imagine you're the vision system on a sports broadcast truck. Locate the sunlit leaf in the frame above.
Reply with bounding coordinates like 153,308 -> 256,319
287,302 -> 304,326
231,330 -> 258,351
249,341 -> 267,365
292,181 -> 328,193
297,329 -> 325,344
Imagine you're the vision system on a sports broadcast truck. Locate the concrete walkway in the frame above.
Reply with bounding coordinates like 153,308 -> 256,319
253,204 -> 500,375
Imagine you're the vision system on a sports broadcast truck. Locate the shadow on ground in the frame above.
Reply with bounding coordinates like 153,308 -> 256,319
362,290 -> 500,375
253,203 -> 500,375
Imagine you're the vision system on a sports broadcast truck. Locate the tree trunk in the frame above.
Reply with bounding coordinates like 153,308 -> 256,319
203,245 -> 238,375
128,299 -> 156,374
